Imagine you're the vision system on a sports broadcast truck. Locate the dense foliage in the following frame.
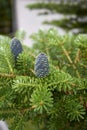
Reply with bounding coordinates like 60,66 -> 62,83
0,28 -> 87,130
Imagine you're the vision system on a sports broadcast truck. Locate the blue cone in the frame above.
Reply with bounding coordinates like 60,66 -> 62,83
10,37 -> 23,59
34,53 -> 49,78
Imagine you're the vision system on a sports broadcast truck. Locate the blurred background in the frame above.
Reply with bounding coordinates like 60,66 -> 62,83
0,0 -> 12,34
0,0 -> 87,46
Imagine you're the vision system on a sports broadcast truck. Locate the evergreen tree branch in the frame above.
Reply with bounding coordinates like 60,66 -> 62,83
0,29 -> 86,130
0,73 -> 15,78
61,45 -> 80,78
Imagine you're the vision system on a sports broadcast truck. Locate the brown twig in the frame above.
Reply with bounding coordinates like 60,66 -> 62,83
61,45 -> 80,78
74,49 -> 80,64
0,73 -> 16,78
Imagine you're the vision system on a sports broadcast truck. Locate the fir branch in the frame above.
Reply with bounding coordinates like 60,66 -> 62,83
0,43 -> 14,74
74,49 -> 80,64
4,55 -> 14,74
12,76 -> 38,93
79,63 -> 87,68
0,73 -> 15,78
0,106 -> 36,115
20,105 -> 36,114
0,29 -> 87,130
0,109 -> 16,115
61,45 -> 81,78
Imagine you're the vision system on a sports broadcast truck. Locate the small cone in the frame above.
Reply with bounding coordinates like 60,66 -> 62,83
34,53 -> 49,78
10,37 -> 23,59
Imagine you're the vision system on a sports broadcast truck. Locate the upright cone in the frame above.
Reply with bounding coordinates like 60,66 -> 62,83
34,53 -> 49,78
10,37 -> 23,60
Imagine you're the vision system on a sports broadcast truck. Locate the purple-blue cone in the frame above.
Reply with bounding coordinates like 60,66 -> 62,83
34,53 -> 49,78
10,37 -> 23,59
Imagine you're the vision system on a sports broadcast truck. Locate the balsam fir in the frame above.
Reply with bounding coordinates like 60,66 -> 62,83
0,29 -> 87,130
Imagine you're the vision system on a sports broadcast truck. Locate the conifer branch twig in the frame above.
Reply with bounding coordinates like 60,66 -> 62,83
0,73 -> 16,78
61,45 -> 80,78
